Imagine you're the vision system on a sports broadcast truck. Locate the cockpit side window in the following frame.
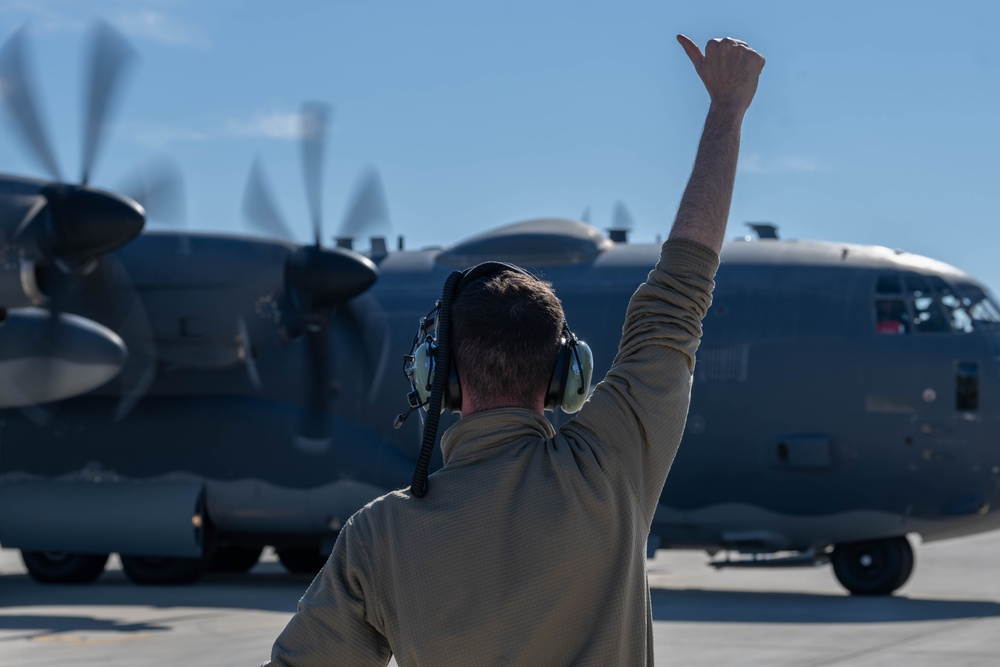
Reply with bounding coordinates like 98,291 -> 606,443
874,298 -> 909,335
874,274 -> 909,334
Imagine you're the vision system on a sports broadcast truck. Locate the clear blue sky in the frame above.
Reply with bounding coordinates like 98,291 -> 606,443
2,1 -> 998,290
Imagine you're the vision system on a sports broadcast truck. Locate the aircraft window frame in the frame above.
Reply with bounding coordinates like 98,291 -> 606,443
875,274 -> 903,295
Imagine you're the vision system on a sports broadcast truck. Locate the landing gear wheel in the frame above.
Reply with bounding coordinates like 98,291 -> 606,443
277,546 -> 328,575
831,536 -> 914,596
21,550 -> 108,584
209,546 -> 263,574
120,555 -> 209,585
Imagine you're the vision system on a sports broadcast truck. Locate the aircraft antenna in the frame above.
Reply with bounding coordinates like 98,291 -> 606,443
746,222 -> 779,240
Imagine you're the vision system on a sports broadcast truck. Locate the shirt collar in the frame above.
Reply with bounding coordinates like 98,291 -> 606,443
440,408 -> 556,466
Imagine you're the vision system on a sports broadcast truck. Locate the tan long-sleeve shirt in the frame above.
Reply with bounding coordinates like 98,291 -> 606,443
265,238 -> 719,666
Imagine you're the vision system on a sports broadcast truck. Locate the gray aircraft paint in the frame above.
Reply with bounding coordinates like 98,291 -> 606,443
0,218 -> 998,591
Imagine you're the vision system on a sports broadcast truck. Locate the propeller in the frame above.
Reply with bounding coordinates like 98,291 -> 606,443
0,23 -> 144,267
241,102 -> 378,450
1,23 -> 185,419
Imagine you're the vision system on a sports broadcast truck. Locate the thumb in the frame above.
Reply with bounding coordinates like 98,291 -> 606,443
676,34 -> 703,68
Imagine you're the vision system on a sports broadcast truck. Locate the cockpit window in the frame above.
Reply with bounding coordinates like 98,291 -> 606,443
956,283 -> 1000,325
925,275 -> 973,333
874,272 -> 979,335
903,274 -> 951,333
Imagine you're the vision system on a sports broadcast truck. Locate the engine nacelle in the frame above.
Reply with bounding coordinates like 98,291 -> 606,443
0,307 -> 127,406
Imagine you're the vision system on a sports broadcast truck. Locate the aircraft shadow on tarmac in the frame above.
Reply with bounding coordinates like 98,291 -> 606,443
0,613 -> 183,636
650,587 -> 1000,624
3,568 -> 999,629
0,564 -> 312,617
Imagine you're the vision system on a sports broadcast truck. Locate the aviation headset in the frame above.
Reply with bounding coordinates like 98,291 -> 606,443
396,261 -> 594,497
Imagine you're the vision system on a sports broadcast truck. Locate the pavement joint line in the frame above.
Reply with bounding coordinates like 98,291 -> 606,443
799,618 -> 970,667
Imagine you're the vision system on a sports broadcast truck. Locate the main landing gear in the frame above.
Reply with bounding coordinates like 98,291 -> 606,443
831,536 -> 914,596
20,550 -> 109,584
276,546 -> 329,574
118,554 -> 211,585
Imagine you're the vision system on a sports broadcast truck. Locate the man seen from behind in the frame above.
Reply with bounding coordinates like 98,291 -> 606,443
264,33 -> 765,667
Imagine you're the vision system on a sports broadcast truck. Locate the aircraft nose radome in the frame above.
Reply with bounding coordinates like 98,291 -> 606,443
0,308 -> 128,407
44,185 -> 145,259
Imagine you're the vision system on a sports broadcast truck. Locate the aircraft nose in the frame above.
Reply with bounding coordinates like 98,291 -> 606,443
0,308 -> 128,407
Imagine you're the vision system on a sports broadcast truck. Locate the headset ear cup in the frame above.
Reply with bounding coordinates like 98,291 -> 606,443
545,342 -> 569,411
560,339 -> 593,414
411,342 -> 435,406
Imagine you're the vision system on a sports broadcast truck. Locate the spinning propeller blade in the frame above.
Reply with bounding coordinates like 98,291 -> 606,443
0,27 -> 62,180
300,101 -> 331,248
242,157 -> 293,241
118,156 -> 187,226
241,100 -> 381,449
81,21 -> 136,186
339,168 -> 391,242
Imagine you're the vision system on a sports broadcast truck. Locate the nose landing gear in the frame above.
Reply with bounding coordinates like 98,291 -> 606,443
831,536 -> 914,596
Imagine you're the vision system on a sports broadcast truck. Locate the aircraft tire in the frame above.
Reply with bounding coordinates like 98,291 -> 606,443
209,546 -> 263,574
831,536 -> 914,596
120,554 -> 209,585
21,550 -> 108,584
277,546 -> 329,575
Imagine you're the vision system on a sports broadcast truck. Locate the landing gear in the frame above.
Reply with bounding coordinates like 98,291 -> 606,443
209,546 -> 263,574
831,536 -> 914,596
277,546 -> 328,574
120,554 -> 210,585
21,550 -> 109,584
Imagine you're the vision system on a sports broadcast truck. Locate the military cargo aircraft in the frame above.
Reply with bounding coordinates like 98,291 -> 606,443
1,24 -> 999,596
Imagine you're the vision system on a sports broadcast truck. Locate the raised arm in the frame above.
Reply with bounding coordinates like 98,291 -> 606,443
669,35 -> 765,254
562,35 -> 765,523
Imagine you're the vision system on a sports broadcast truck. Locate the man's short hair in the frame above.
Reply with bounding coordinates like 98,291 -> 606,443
451,270 -> 565,410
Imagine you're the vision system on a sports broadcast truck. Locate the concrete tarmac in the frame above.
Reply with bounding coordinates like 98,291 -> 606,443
1,532 -> 999,666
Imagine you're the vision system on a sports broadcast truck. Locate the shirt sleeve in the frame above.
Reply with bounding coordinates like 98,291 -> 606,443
560,238 -> 719,524
263,517 -> 392,667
